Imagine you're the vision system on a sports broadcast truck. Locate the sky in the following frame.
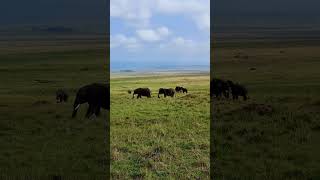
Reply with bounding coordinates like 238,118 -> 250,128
213,0 -> 320,26
110,0 -> 210,70
0,0 -> 107,30
213,0 -> 320,15
1,0 -> 319,68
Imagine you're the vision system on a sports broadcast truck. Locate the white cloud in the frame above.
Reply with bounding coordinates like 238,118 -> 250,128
157,26 -> 170,37
193,12 -> 210,31
156,0 -> 210,31
156,0 -> 207,14
159,37 -> 209,56
136,26 -> 170,42
110,0 -> 210,63
110,0 -> 210,31
111,0 -> 154,27
110,34 -> 141,51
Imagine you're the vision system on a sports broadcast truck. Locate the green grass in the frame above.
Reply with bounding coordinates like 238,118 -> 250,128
0,40 -> 109,178
212,40 -> 320,179
110,73 -> 210,179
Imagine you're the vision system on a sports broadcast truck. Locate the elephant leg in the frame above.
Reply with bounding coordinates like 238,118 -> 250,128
223,92 -> 227,98
86,105 -> 94,118
95,106 -> 101,117
243,95 -> 247,101
217,93 -> 221,100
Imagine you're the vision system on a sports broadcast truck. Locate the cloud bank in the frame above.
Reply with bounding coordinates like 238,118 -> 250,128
111,0 -> 210,66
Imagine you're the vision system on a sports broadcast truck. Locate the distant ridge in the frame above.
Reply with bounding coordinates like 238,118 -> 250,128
31,26 -> 74,33
119,70 -> 135,73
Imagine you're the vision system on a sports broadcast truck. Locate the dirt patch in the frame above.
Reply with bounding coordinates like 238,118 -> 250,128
0,68 -> 10,72
80,67 -> 89,71
311,100 -> 320,107
180,94 -> 197,99
32,100 -> 51,106
34,79 -> 56,84
277,96 -> 297,103
241,103 -> 275,116
298,100 -> 320,113
144,147 -> 164,160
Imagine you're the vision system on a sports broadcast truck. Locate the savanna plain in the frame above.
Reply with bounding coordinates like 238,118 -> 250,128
0,32 -> 108,179
212,26 -> 320,179
111,72 -> 210,179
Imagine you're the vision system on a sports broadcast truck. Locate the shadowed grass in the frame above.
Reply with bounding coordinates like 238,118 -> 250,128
212,36 -> 320,179
0,41 -> 108,177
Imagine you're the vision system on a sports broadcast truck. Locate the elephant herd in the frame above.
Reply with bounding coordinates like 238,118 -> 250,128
210,78 -> 248,101
129,86 -> 188,99
56,84 -> 187,118
54,79 -> 247,118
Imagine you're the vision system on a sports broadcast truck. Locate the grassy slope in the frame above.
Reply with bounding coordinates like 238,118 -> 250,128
111,73 -> 210,179
0,39 -> 109,178
212,40 -> 320,179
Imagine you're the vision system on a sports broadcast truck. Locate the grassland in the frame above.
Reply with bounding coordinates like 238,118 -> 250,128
0,36 -> 108,178
110,72 -> 210,179
212,27 -> 320,179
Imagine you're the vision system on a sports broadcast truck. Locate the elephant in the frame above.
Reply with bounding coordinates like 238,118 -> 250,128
72,83 -> 110,118
181,87 -> 188,93
175,86 -> 183,92
56,89 -> 68,103
227,80 -> 248,101
158,88 -> 175,98
211,78 -> 230,99
132,88 -> 151,98
176,86 -> 188,94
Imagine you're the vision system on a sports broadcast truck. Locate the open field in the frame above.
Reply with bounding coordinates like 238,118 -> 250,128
110,72 -> 210,179
0,36 -> 108,178
212,27 -> 320,179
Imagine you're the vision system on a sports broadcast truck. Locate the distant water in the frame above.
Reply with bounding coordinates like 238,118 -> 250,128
111,64 -> 209,73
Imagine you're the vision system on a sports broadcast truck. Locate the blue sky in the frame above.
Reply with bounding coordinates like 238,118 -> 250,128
110,0 -> 210,69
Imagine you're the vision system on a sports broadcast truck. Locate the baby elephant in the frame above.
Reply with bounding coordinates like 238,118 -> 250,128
158,88 -> 175,98
227,80 -> 248,101
132,88 -> 151,98
176,86 -> 188,94
56,89 -> 68,103
175,86 -> 183,92
181,87 -> 188,93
